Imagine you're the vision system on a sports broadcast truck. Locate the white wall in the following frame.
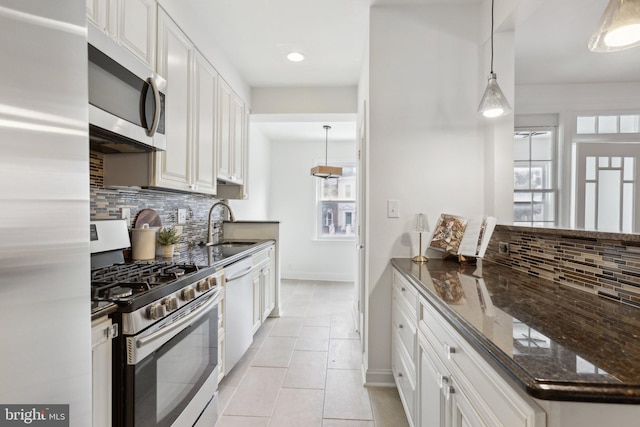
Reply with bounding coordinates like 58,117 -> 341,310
362,3 -> 514,384
228,124 -> 271,220
270,138 -> 357,281
252,86 -> 357,115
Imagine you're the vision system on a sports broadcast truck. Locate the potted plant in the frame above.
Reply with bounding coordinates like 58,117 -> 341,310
157,226 -> 180,257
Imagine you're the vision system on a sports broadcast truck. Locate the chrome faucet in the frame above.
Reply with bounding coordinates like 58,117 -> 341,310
207,201 -> 236,245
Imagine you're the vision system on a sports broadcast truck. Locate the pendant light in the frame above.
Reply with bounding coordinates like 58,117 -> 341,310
311,125 -> 342,179
589,0 -> 640,52
476,0 -> 512,119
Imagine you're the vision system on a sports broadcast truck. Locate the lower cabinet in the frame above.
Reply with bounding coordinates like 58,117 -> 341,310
251,244 -> 276,335
91,316 -> 118,427
392,266 -> 546,427
217,285 -> 225,384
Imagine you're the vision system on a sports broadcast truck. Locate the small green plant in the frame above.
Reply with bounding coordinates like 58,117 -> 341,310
157,227 -> 180,245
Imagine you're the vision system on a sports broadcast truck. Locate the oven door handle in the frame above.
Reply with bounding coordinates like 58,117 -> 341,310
136,291 -> 219,349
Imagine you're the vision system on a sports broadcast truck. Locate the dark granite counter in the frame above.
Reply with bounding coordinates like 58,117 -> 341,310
391,257 -> 640,403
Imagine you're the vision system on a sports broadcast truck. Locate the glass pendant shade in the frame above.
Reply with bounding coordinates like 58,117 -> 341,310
589,0 -> 640,52
476,73 -> 512,119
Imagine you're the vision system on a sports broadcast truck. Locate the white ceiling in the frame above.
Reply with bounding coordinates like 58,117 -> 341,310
185,0 -> 640,142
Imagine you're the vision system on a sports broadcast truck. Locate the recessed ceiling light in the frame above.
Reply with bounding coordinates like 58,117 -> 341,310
286,52 -> 305,62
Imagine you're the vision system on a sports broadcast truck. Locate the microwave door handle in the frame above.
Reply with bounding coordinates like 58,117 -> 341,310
145,76 -> 161,137
136,290 -> 219,349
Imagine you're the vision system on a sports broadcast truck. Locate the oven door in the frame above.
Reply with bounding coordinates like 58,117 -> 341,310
124,292 -> 219,427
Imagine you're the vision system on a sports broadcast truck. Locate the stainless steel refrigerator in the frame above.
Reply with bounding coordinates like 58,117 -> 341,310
0,1 -> 91,425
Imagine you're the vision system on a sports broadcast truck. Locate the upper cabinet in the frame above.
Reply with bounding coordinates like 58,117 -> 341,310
217,79 -> 247,186
86,0 -> 156,68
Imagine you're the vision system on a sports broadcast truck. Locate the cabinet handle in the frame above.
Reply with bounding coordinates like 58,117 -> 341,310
444,343 -> 456,359
438,374 -> 449,388
401,287 -> 406,291
398,372 -> 403,378
444,385 -> 455,401
398,324 -> 404,329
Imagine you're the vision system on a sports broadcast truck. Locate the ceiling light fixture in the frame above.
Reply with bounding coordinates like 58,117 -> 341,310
287,52 -> 305,62
589,0 -> 640,52
311,125 -> 342,179
476,0 -> 512,119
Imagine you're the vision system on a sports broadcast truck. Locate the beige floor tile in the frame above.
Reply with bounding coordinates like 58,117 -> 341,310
216,382 -> 238,415
269,317 -> 304,337
305,302 -> 334,318
328,339 -> 362,370
322,420 -> 374,427
223,367 -> 287,417
323,369 -> 373,420
303,315 -> 332,327
330,313 -> 359,340
215,415 -> 270,426
268,388 -> 324,427
222,347 -> 258,386
296,326 -> 330,351
251,336 -> 297,367
251,318 -> 276,349
368,386 -> 410,427
283,350 -> 328,389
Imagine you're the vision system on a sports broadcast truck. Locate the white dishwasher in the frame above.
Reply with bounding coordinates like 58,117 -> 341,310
223,255 -> 255,375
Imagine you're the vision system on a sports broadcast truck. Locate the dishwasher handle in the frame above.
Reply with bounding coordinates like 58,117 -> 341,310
225,265 -> 255,282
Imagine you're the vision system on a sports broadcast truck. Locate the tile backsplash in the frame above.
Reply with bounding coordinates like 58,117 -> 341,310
90,151 -> 223,248
484,225 -> 640,308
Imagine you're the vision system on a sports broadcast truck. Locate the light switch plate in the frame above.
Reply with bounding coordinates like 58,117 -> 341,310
387,200 -> 400,218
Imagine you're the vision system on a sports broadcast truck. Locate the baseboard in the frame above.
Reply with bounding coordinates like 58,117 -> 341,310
363,368 -> 395,387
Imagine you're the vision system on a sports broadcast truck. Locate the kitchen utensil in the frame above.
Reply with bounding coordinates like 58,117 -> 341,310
135,208 -> 162,229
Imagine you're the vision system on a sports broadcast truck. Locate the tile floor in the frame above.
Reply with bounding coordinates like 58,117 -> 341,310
198,279 -> 410,427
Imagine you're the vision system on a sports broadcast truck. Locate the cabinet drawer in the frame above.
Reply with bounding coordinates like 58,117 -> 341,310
393,270 -> 418,322
392,332 -> 416,424
392,291 -> 417,361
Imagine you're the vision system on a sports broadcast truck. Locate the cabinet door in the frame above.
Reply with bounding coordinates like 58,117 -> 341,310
217,79 -> 233,182
230,94 -> 245,183
115,0 -> 156,68
418,335 -> 449,427
86,0 -> 112,33
252,271 -> 261,334
192,50 -> 218,195
155,9 -> 193,191
92,317 -> 113,427
261,263 -> 273,321
450,380 -> 487,427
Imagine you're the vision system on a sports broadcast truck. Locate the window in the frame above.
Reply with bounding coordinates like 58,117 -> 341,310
316,164 -> 356,240
513,129 -> 557,227
576,113 -> 640,134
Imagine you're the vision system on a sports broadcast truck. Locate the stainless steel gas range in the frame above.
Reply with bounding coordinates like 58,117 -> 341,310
90,220 -> 221,427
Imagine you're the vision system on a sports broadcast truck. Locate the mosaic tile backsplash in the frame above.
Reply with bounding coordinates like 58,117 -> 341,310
90,151 -> 224,249
484,225 -> 640,308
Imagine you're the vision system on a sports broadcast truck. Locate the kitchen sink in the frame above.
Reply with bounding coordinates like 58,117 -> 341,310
200,240 -> 257,247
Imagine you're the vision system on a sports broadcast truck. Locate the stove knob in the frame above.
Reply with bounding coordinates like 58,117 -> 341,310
182,287 -> 196,301
147,303 -> 166,320
197,279 -> 211,292
163,297 -> 179,312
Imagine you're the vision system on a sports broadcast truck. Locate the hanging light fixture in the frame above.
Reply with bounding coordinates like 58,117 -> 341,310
589,0 -> 640,52
476,0 -> 512,119
311,125 -> 342,179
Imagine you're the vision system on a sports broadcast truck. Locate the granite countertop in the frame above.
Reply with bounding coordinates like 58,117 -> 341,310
391,257 -> 640,404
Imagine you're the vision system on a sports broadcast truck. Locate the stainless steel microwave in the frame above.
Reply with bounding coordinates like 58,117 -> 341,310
88,26 -> 166,153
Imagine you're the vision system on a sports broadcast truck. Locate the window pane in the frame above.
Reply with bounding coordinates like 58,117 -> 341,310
514,133 -> 530,161
532,192 -> 555,222
623,183 -> 634,233
514,192 -> 532,222
577,116 -> 596,134
320,201 -> 356,237
585,182 -> 596,229
620,115 -> 640,133
530,161 -> 553,189
599,156 -> 609,168
531,131 -> 553,160
624,157 -> 635,181
598,170 -> 621,232
598,115 -> 618,133
612,157 -> 622,168
514,163 -> 530,189
586,156 -> 596,180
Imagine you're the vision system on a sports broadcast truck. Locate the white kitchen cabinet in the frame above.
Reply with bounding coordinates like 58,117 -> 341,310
392,270 -> 418,426
392,266 -> 545,427
262,245 -> 276,322
86,0 -> 156,68
218,286 -> 225,383
251,245 -> 276,334
154,9 -> 193,192
92,316 -> 118,427
191,50 -> 219,195
217,78 -> 246,186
